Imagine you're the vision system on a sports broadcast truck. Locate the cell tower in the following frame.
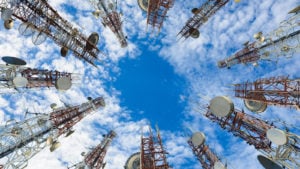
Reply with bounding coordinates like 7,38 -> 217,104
177,0 -> 232,40
68,130 -> 117,169
0,97 -> 105,169
204,96 -> 300,169
0,56 -> 74,92
188,132 -> 226,169
218,6 -> 300,68
0,0 -> 103,67
89,0 -> 128,48
234,76 -> 300,113
137,0 -> 174,33
124,125 -> 170,169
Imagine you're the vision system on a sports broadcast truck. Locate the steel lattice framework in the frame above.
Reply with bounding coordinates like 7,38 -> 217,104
188,137 -> 224,169
177,0 -> 229,39
0,0 -> 103,66
141,126 -> 170,169
205,97 -> 300,168
89,0 -> 127,47
146,0 -> 174,33
0,97 -> 105,169
218,9 -> 300,68
234,76 -> 300,110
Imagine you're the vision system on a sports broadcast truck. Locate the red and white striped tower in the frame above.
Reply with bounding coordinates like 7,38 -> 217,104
218,6 -> 300,68
188,132 -> 226,169
234,76 -> 300,113
0,0 -> 104,66
204,96 -> 300,169
0,97 -> 105,169
89,0 -> 128,48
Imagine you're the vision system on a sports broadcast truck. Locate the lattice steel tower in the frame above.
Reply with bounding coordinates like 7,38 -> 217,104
218,5 -> 300,68
137,0 -> 174,34
204,96 -> 300,169
177,0 -> 232,40
89,0 -> 127,48
234,76 -> 300,113
0,97 -> 105,169
0,56 -> 74,93
68,130 -> 116,169
0,0 -> 103,67
188,132 -> 226,169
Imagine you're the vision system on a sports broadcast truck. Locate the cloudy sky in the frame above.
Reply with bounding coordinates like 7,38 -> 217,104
0,0 -> 299,169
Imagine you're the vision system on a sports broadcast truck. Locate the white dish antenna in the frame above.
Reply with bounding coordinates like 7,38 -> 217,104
209,96 -> 234,118
257,155 -> 283,169
50,103 -> 57,109
50,141 -> 61,152
13,76 -> 28,87
244,99 -> 267,113
1,8 -> 13,20
32,30 -> 47,45
55,77 -> 72,91
19,22 -> 35,36
124,152 -> 140,169
266,128 -> 287,146
214,161 -> 226,169
191,132 -> 206,147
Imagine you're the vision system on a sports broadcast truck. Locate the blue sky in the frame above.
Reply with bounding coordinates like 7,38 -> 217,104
0,0 -> 299,169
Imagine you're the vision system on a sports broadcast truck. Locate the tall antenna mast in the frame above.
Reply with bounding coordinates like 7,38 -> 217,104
69,130 -> 117,169
218,6 -> 300,68
0,56 -> 75,92
89,0 -> 128,47
177,0 -> 231,40
0,97 -> 105,169
234,76 -> 300,113
0,0 -> 104,67
188,132 -> 226,169
204,96 -> 300,168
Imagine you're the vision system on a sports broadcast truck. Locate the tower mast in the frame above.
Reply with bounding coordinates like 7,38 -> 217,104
0,97 -> 105,169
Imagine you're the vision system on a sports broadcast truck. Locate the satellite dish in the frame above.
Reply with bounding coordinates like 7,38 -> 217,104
81,152 -> 85,156
87,96 -> 93,101
189,28 -> 200,39
4,19 -> 13,29
137,0 -> 149,12
1,8 -> 13,20
288,5 -> 300,14
191,8 -> 199,14
18,22 -> 35,36
46,137 -> 53,145
2,56 -> 27,66
191,132 -> 206,147
254,32 -> 265,42
266,128 -> 287,145
257,155 -> 283,169
85,32 -> 99,51
244,99 -> 267,113
92,10 -> 103,18
60,46 -> 69,57
13,76 -> 28,87
65,130 -> 75,137
32,30 -> 47,45
213,161 -> 226,169
50,141 -> 61,152
50,103 -> 57,109
124,152 -> 141,169
55,76 -> 72,91
209,96 -> 234,118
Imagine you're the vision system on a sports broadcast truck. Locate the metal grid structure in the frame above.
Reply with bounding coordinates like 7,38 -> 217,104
234,76 -> 300,111
205,96 -> 300,168
187,132 -> 225,169
89,0 -> 128,47
146,0 -> 174,33
177,0 -> 229,40
141,126 -> 170,169
0,0 -> 103,67
0,97 -> 105,169
218,9 -> 300,68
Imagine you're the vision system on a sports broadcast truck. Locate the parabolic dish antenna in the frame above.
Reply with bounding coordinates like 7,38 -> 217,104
124,152 -> 140,169
137,0 -> 149,12
244,99 -> 267,113
50,103 -> 57,109
257,155 -> 283,169
209,96 -> 234,118
18,22 -> 35,36
2,56 -> 27,66
266,128 -> 287,146
4,19 -> 13,29
60,46 -> 69,57
189,28 -> 200,39
85,32 -> 99,51
32,30 -> 47,45
50,141 -> 61,152
191,132 -> 206,147
1,8 -> 13,20
213,161 -> 226,169
13,76 -> 28,87
55,77 -> 72,90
